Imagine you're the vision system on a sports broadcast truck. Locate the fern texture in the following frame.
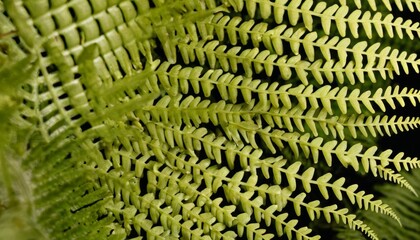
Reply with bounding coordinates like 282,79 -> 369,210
1,0 -> 420,239
335,169 -> 420,240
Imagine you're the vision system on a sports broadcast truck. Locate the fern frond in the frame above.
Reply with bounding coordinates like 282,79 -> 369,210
203,12 -> 419,70
152,65 -> 420,115
223,0 -> 420,39
336,169 -> 420,240
340,114 -> 420,138
151,1 -> 223,63
150,161 -> 242,237
133,173 -> 210,238
144,121 -> 264,169
376,166 -> 417,196
203,12 -> 312,59
222,161 -> 379,239
256,158 -> 401,226
105,196 -> 175,239
20,136 -> 114,239
22,45 -> 159,143
139,94 -> 339,141
339,0 -> 420,12
145,164 -> 247,239
4,0 -> 420,239
225,186 -> 319,240
204,12 -> 269,46
6,0 -> 217,81
134,147 -> 322,240
177,38 -> 420,84
256,157 -> 417,199
262,84 -> 420,115
257,129 -> 420,174
289,193 -> 379,240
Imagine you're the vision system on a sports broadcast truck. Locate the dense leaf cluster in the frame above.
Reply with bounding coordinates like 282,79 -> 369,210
1,0 -> 420,239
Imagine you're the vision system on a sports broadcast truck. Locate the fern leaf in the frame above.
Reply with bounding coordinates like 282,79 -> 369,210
376,166 -> 418,196
223,0 -> 420,39
341,114 -> 420,138
340,0 -> 420,12
150,66 -> 420,116
4,0 -> 420,239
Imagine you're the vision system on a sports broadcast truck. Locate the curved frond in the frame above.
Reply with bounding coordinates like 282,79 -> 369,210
339,0 -> 420,12
223,0 -> 420,39
177,38 -> 420,84
341,115 -> 420,138
3,0 -> 420,239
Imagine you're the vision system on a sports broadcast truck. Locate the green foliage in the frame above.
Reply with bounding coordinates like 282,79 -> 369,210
1,0 -> 420,239
335,169 -> 420,240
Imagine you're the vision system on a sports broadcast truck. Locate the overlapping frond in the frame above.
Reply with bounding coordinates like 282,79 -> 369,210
176,38 -> 420,84
336,169 -> 420,240
222,0 -> 420,39
2,0 -> 420,240
339,0 -> 420,12
150,64 -> 420,114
